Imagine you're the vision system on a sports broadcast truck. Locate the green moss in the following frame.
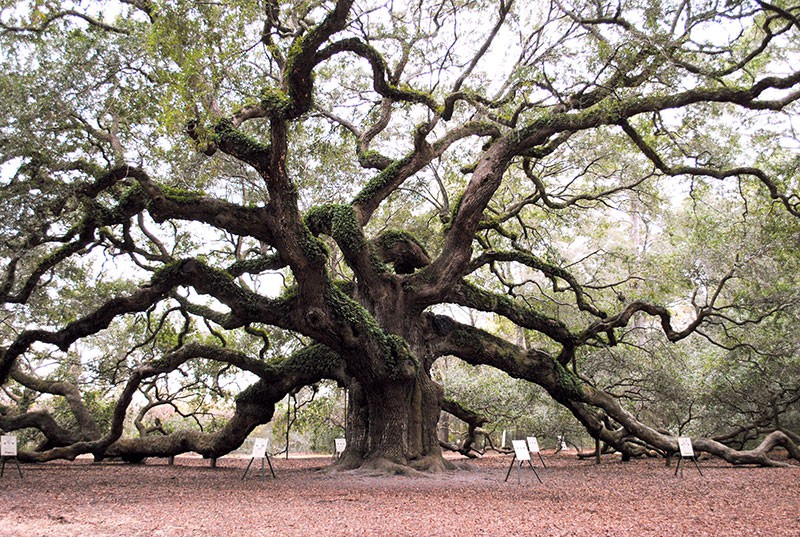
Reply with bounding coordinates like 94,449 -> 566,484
324,285 -> 379,333
392,84 -> 438,109
236,380 -> 272,405
359,149 -> 382,161
553,360 -> 584,399
327,205 -> 362,252
281,32 -> 317,116
384,334 -> 419,379
460,281 -> 514,312
298,226 -> 330,265
161,185 -> 206,204
331,279 -> 355,295
372,229 -> 431,274
443,193 -> 464,232
357,149 -> 391,169
323,285 -> 417,378
353,154 -> 414,206
227,254 -> 281,277
278,284 -> 299,302
304,204 -> 366,254
260,87 -> 292,115
596,97 -> 624,123
150,259 -> 187,286
449,324 -> 485,350
376,229 -> 421,251
213,119 -> 271,155
285,33 -> 308,74
291,344 -> 344,374
368,248 -> 391,274
117,183 -> 146,208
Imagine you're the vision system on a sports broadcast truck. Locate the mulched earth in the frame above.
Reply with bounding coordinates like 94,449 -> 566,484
1,450 -> 798,536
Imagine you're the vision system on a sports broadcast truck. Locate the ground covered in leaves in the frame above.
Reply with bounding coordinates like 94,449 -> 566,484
1,450 -> 797,536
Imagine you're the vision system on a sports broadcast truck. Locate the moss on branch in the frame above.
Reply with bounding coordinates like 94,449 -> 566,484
304,204 -> 366,254
259,87 -> 293,116
553,360 -> 584,399
212,119 -> 272,168
373,230 -> 431,274
323,285 -> 417,379
353,154 -> 414,207
160,185 -> 206,204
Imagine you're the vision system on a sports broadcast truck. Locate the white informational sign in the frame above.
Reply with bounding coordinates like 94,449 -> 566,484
251,438 -> 268,458
526,436 -> 540,453
334,438 -> 347,453
678,437 -> 695,458
558,435 -> 567,450
512,440 -> 531,461
1,435 -> 17,457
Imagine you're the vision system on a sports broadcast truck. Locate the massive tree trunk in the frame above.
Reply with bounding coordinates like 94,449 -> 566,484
337,367 -> 447,473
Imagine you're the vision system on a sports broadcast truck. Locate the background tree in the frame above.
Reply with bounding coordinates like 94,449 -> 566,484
1,0 -> 799,473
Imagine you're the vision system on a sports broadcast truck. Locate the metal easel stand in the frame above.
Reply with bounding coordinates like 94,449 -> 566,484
504,454 -> 543,485
0,455 -> 23,479
674,454 -> 703,478
242,453 -> 276,481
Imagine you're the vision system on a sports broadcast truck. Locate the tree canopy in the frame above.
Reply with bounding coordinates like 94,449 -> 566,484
1,0 -> 799,472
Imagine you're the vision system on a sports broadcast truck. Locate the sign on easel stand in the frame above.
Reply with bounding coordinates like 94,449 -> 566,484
674,437 -> 703,478
526,436 -> 547,469
1,435 -> 23,479
504,440 -> 543,484
242,438 -> 276,481
334,438 -> 346,459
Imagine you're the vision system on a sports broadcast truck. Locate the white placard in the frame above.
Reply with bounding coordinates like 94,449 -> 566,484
334,438 -> 347,453
251,438 -> 268,458
1,435 -> 17,457
678,437 -> 694,457
526,436 -> 540,453
512,439 -> 531,461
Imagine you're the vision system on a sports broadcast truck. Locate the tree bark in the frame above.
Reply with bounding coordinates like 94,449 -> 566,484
335,369 -> 446,473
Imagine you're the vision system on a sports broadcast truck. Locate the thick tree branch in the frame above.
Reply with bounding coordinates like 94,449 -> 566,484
11,365 -> 102,441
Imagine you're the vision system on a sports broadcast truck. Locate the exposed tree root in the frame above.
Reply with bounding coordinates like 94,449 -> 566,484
325,452 -> 463,476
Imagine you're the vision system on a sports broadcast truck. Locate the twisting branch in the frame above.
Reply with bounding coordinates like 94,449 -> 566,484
445,281 -> 577,353
10,365 -> 101,441
441,398 -> 489,457
280,0 -> 355,119
0,9 -> 129,35
619,120 -> 800,217
469,250 -> 607,318
315,38 -> 439,112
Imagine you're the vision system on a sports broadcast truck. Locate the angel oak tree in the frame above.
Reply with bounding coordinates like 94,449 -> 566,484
1,0 -> 799,472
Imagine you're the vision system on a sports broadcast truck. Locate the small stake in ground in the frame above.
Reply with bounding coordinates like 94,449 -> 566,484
242,438 -> 276,481
1,435 -> 22,479
526,436 -> 547,469
505,440 -> 543,484
674,437 -> 703,478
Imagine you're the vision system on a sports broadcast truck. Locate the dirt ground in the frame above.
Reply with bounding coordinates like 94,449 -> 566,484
1,450 -> 798,537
